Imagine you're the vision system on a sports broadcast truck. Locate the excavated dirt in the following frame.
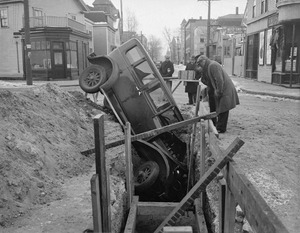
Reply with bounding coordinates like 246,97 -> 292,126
0,83 -> 126,233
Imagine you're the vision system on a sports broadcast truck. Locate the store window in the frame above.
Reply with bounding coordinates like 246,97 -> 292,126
67,41 -> 78,69
31,40 -> 51,71
0,8 -> 8,27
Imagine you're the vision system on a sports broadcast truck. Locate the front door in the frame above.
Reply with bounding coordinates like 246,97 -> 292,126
52,42 -> 66,79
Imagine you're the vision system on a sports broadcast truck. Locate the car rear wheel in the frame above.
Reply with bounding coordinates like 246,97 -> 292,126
135,161 -> 159,192
79,65 -> 107,93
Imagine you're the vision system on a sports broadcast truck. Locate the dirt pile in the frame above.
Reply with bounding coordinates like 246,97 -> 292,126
0,83 -> 126,231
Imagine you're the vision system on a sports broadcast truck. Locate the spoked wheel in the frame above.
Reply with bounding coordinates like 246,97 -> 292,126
79,65 -> 107,93
135,161 -> 160,192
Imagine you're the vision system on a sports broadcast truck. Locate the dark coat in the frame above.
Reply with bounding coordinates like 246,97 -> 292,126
203,60 -> 240,114
184,62 -> 201,93
159,60 -> 174,77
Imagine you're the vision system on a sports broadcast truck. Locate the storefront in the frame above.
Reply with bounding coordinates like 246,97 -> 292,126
18,27 -> 90,80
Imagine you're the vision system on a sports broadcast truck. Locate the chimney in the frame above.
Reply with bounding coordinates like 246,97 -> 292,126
236,7 -> 239,15
199,16 -> 202,20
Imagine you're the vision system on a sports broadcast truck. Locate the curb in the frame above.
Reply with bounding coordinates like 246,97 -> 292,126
240,88 -> 300,100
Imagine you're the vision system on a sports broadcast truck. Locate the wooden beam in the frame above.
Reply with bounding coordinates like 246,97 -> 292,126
194,198 -> 208,233
226,161 -> 290,233
137,202 -> 178,216
81,112 -> 218,156
153,137 -> 244,233
124,196 -> 139,233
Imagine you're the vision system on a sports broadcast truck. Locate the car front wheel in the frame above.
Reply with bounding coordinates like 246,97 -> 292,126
134,161 -> 159,192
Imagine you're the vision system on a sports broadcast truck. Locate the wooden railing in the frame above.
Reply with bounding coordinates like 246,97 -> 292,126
28,16 -> 87,33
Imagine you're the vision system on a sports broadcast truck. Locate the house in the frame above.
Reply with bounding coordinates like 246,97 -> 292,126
183,17 -> 217,64
244,0 -> 300,86
84,0 -> 121,56
0,0 -> 92,80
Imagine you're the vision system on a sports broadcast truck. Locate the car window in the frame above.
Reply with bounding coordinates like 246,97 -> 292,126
134,61 -> 155,84
126,46 -> 144,64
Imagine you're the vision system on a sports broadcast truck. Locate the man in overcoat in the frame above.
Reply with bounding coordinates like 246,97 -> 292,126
159,55 -> 174,92
197,55 -> 239,133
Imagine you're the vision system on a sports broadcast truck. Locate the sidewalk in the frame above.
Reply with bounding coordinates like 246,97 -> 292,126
1,77 -> 299,100
231,76 -> 300,100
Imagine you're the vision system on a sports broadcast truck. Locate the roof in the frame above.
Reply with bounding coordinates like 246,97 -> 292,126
84,11 -> 107,23
217,14 -> 244,27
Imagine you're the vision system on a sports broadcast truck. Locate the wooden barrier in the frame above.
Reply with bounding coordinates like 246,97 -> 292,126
208,131 -> 290,233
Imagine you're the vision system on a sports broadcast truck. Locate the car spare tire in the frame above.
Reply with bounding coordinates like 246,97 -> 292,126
135,161 -> 159,192
79,65 -> 107,93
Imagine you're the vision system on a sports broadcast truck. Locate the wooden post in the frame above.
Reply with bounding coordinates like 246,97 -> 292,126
90,174 -> 102,233
223,165 -> 236,233
93,114 -> 111,233
124,196 -> 139,233
125,122 -> 134,209
218,178 -> 226,233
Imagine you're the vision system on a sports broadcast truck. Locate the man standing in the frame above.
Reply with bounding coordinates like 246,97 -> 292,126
197,55 -> 239,133
159,55 -> 174,92
185,55 -> 201,105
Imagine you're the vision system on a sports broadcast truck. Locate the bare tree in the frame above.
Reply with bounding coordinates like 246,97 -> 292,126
124,9 -> 139,32
148,35 -> 162,62
163,27 -> 172,55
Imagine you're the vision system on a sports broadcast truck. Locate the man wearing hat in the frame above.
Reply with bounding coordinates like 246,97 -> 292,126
184,55 -> 202,105
196,55 -> 239,133
159,55 -> 174,92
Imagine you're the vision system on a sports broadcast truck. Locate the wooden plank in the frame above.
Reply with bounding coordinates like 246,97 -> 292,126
223,184 -> 236,233
81,112 -> 218,156
194,198 -> 208,233
199,120 -> 206,208
137,202 -> 178,216
153,137 -> 244,233
124,196 -> 139,233
125,122 -> 134,209
187,86 -> 202,191
225,161 -> 290,233
163,226 -> 193,233
93,114 -> 111,233
90,174 -> 102,233
218,178 -> 226,233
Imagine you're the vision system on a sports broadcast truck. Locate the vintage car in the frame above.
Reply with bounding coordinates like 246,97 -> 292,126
79,39 -> 188,201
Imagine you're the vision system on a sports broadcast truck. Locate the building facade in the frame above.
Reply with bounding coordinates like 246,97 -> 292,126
0,0 -> 92,80
244,0 -> 300,85
85,0 -> 121,56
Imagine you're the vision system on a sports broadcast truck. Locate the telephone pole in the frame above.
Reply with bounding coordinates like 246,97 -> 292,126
198,0 -> 219,58
24,0 -> 32,85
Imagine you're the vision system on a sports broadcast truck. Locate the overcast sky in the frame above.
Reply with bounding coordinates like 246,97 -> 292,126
84,0 -> 247,52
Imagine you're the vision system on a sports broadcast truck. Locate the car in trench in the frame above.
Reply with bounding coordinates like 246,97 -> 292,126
79,39 -> 188,201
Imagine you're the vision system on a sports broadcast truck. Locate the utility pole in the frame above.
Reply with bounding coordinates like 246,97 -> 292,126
198,0 -> 219,58
24,0 -> 32,85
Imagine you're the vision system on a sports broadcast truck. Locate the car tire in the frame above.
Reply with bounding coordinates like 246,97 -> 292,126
79,65 -> 107,93
135,161 -> 159,192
